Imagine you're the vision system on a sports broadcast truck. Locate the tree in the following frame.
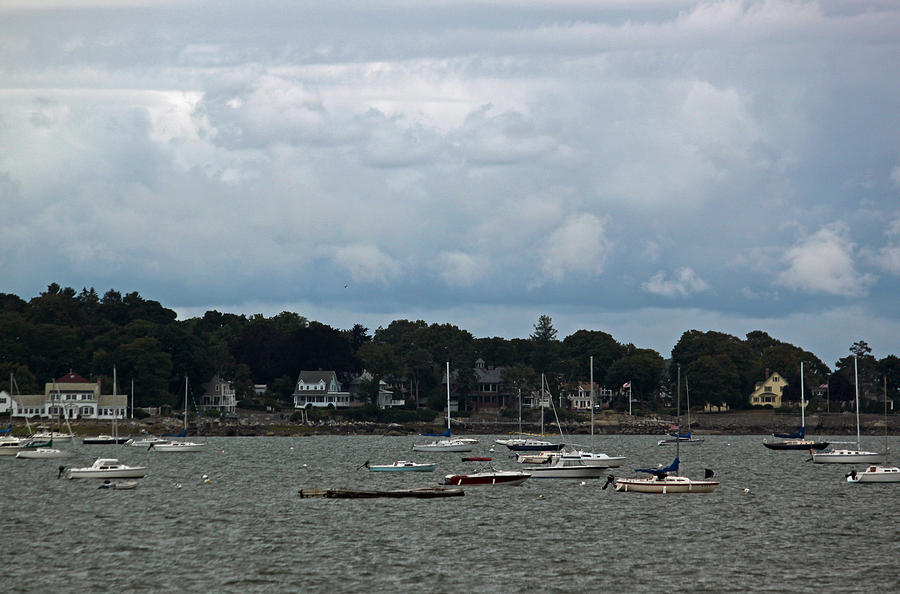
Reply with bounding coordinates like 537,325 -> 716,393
530,315 -> 557,342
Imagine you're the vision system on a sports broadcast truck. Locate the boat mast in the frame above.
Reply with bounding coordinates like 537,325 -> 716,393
800,361 -> 805,431
676,364 -> 681,475
884,376 -> 890,466
590,356 -> 595,452
854,356 -> 861,451
113,366 -> 118,442
184,375 -> 189,435
446,361 -> 451,432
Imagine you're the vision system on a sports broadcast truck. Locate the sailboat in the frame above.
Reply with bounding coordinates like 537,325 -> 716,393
31,379 -> 76,443
497,374 -> 564,452
846,377 -> 899,483
413,362 -> 477,452
813,356 -> 881,464
657,376 -> 703,446
555,357 -> 625,468
151,376 -> 205,452
614,364 -> 719,494
83,367 -> 129,445
763,361 -> 829,451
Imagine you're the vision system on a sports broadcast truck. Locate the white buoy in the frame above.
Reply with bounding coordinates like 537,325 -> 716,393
175,483 -> 182,489
743,488 -> 750,493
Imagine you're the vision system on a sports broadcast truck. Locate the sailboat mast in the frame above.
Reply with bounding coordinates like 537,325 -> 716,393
884,377 -> 890,466
445,361 -> 451,431
184,375 -> 189,434
854,356 -> 861,450
590,356 -> 595,452
676,364 -> 681,474
800,361 -> 805,430
113,366 -> 118,441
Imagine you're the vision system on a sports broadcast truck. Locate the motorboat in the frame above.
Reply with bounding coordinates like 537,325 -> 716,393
412,439 -> 475,453
657,434 -> 704,446
846,465 -> 900,484
613,457 -> 719,494
365,460 -> 437,472
82,434 -> 131,445
440,470 -> 531,486
30,429 -> 75,443
16,447 -> 77,459
560,449 -> 626,468
149,440 -> 205,452
515,451 -> 556,464
525,454 -> 608,479
65,458 -> 147,479
0,436 -> 30,456
124,435 -> 170,447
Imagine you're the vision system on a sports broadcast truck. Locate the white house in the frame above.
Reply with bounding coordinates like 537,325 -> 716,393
292,370 -> 352,408
7,371 -> 126,419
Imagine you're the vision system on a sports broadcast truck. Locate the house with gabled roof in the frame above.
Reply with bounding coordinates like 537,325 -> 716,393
292,370 -> 352,409
200,375 -> 238,413
750,371 -> 788,408
7,370 -> 126,419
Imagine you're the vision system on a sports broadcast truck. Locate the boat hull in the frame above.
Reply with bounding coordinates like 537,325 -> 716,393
812,450 -> 883,464
150,441 -> 205,452
614,477 -> 720,493
16,448 -> 76,459
412,440 -> 475,452
763,440 -> 829,451
67,467 -> 147,479
846,465 -> 900,483
440,472 -> 531,486
83,436 -> 131,445
368,462 -> 436,472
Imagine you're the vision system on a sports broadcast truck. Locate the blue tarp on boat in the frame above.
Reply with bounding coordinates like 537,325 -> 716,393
420,428 -> 451,437
635,458 -> 679,478
0,424 -> 11,435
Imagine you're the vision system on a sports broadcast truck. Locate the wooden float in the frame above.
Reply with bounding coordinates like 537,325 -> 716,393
298,487 -> 464,499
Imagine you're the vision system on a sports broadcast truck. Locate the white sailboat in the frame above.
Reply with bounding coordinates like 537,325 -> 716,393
31,380 -> 76,443
558,357 -> 626,468
83,367 -> 129,445
615,364 -> 719,494
846,377 -> 899,484
813,356 -> 881,464
498,374 -> 563,452
763,361 -> 829,451
151,376 -> 205,453
413,362 -> 477,452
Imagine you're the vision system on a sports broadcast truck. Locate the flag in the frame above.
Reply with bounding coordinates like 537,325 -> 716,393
622,381 -> 631,389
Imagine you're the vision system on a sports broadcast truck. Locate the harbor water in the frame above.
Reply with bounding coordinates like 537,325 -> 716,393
3,434 -> 896,592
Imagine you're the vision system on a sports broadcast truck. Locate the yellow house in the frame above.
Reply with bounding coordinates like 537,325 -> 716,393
750,372 -> 788,408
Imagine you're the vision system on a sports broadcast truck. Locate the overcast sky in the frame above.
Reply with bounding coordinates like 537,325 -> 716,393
2,0 -> 900,368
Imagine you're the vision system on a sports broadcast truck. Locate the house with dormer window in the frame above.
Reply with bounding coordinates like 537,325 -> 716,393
292,370 -> 352,408
750,371 -> 788,408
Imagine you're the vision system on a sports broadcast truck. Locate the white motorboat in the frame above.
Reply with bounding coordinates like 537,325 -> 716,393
30,429 -> 75,443
65,458 -> 147,479
813,357 -> 881,464
413,362 -> 478,452
525,454 -> 608,479
124,435 -> 170,447
149,440 -> 205,452
16,447 -> 77,459
845,378 -> 899,484
561,450 -> 627,468
412,439 -> 475,453
846,465 -> 900,483
365,460 -> 437,472
0,436 -> 29,456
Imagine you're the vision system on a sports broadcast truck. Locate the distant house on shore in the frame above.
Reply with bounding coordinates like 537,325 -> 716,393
6,370 -> 126,419
749,371 -> 787,408
292,370 -> 352,409
200,375 -> 238,413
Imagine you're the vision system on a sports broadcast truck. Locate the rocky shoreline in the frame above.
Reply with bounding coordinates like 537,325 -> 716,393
31,409 -> 896,438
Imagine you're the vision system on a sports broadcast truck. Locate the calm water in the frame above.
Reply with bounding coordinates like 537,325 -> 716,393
3,433 -> 897,593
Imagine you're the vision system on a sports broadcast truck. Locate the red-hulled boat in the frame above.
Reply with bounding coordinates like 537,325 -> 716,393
440,470 -> 531,486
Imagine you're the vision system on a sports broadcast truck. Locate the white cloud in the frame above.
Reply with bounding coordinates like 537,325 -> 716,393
875,218 -> 900,275
539,213 -> 612,283
643,267 -> 710,297
436,251 -> 490,287
777,224 -> 875,296
331,244 -> 402,284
